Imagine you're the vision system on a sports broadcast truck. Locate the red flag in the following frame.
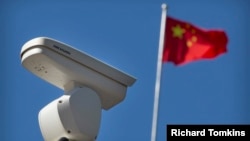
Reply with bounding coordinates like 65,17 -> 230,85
162,16 -> 228,66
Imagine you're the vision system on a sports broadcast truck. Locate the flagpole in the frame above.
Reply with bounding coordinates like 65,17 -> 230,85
150,3 -> 167,141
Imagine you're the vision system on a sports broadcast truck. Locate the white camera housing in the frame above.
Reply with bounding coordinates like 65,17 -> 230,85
20,37 -> 136,141
39,86 -> 101,141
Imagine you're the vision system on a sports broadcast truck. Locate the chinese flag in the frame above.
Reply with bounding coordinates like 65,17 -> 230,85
163,16 -> 228,65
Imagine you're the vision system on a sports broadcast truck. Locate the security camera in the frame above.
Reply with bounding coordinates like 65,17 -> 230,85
20,37 -> 136,141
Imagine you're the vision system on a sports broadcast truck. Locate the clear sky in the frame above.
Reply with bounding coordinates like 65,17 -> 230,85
1,0 -> 250,141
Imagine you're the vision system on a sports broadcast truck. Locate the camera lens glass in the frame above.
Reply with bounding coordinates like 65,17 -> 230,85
58,137 -> 69,141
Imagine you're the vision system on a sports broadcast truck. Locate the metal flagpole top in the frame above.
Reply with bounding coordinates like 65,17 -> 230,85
161,3 -> 167,10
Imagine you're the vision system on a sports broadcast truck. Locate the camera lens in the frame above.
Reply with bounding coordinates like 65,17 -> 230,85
58,137 -> 69,141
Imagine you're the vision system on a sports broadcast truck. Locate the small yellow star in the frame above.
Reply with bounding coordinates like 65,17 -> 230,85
191,36 -> 197,42
191,29 -> 196,34
172,25 -> 185,39
187,40 -> 193,48
186,36 -> 197,48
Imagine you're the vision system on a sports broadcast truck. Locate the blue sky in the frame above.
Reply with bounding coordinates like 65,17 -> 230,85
1,0 -> 250,141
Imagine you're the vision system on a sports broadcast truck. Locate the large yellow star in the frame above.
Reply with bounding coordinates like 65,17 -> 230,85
172,25 -> 185,39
